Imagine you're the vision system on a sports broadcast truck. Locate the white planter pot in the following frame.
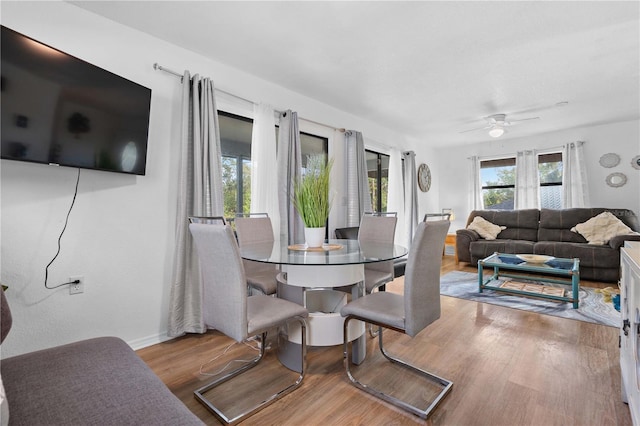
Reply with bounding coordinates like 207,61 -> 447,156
304,227 -> 326,248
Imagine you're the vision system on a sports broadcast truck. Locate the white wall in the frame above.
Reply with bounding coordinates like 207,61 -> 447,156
432,119 -> 640,232
0,2 -> 415,358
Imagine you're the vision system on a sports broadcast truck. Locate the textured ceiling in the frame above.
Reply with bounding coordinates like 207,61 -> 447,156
69,1 -> 640,147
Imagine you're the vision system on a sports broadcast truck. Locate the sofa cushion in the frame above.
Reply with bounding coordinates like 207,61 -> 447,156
538,208 -> 640,242
2,337 -> 204,426
534,241 -> 620,269
467,209 -> 540,241
1,290 -> 11,345
1,291 -> 10,426
571,211 -> 636,245
467,216 -> 506,240
470,240 -> 535,263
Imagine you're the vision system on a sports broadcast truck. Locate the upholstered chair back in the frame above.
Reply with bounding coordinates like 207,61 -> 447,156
404,220 -> 450,337
235,216 -> 274,245
189,223 -> 248,342
359,215 -> 397,275
358,215 -> 397,245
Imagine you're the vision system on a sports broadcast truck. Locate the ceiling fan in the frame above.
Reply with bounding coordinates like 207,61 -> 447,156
460,113 -> 540,138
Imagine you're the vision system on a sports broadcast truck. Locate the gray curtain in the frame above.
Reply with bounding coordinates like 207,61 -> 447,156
468,156 -> 484,210
345,130 -> 373,227
277,110 -> 304,244
515,150 -> 540,209
403,151 -> 419,248
168,71 -> 224,337
563,141 -> 590,208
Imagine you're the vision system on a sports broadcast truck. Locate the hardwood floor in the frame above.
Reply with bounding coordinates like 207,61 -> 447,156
137,256 -> 631,425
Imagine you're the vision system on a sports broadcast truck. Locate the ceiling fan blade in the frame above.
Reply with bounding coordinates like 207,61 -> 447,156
459,125 -> 491,134
508,116 -> 540,124
507,101 -> 568,116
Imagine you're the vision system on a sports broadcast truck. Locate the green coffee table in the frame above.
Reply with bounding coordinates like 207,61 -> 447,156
478,252 -> 580,309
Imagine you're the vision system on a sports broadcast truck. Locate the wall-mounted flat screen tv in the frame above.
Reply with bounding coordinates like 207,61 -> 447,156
1,26 -> 152,175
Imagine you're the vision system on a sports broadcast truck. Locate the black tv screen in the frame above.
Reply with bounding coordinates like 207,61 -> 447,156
1,26 -> 151,175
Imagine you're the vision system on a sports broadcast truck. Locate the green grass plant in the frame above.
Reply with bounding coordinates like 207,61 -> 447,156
293,155 -> 333,228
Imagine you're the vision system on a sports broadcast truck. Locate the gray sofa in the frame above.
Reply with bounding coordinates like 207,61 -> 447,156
456,208 -> 640,282
0,290 -> 204,426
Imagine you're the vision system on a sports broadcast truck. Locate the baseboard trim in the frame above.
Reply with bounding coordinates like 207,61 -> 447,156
127,332 -> 174,351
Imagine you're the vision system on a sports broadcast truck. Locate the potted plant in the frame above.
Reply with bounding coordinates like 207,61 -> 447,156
292,155 -> 333,247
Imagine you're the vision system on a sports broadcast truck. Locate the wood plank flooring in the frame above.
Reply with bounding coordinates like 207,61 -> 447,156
137,257 -> 631,425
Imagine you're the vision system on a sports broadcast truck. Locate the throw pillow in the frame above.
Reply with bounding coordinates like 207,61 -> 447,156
571,211 -> 635,245
467,216 -> 506,240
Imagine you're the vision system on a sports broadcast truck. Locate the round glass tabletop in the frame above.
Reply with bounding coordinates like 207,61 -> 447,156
239,239 -> 407,266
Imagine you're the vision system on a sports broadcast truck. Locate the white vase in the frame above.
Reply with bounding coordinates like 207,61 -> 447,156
304,227 -> 326,248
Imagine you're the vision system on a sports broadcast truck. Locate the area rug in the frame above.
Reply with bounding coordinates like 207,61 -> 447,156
440,271 -> 620,327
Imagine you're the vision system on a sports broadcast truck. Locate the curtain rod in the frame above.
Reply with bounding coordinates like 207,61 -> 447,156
154,62 -> 345,132
466,141 -> 585,160
153,63 -> 255,105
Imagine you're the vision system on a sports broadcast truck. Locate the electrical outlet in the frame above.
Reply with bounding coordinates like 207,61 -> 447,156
69,276 -> 84,295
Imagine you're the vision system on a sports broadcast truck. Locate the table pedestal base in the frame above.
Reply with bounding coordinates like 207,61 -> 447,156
277,264 -> 367,370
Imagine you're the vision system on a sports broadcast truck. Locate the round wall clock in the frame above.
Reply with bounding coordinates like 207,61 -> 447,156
417,163 -> 431,192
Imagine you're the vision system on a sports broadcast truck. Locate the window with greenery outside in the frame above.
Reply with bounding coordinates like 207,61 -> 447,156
481,158 -> 516,209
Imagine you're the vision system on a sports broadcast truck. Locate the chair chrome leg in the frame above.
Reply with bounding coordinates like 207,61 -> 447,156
368,324 -> 380,338
343,315 -> 452,420
195,316 -> 307,424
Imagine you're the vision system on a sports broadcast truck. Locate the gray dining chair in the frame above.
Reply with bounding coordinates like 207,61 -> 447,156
341,219 -> 452,419
235,214 -> 278,296
358,212 -> 397,336
189,222 -> 308,425
423,212 -> 452,221
359,212 -> 398,295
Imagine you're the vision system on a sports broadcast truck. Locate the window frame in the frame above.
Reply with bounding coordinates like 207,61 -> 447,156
537,151 -> 563,209
480,157 -> 516,210
479,152 -> 564,210
219,110 -> 330,218
365,149 -> 389,213
219,110 -> 253,217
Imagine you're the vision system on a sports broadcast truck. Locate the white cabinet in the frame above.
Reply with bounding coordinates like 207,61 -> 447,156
621,241 -> 640,425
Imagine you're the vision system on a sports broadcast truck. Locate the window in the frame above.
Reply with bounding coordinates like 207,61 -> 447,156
218,111 -> 329,218
481,157 -> 516,209
480,153 -> 564,210
366,150 -> 390,212
299,133 -> 329,171
219,112 -> 253,218
538,152 -> 563,209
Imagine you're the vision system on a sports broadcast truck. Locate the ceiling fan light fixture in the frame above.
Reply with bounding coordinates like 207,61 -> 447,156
489,127 -> 505,138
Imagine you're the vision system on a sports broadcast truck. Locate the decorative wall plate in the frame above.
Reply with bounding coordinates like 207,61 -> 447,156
605,172 -> 627,188
417,163 -> 431,192
632,155 -> 640,170
599,153 -> 620,168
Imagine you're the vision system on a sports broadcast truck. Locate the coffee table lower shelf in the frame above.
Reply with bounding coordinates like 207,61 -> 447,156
478,253 -> 580,309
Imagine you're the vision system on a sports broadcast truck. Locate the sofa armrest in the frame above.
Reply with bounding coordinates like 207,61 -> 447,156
609,233 -> 640,250
456,229 -> 480,263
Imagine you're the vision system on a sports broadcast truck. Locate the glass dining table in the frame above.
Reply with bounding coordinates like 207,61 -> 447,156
239,238 -> 408,369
